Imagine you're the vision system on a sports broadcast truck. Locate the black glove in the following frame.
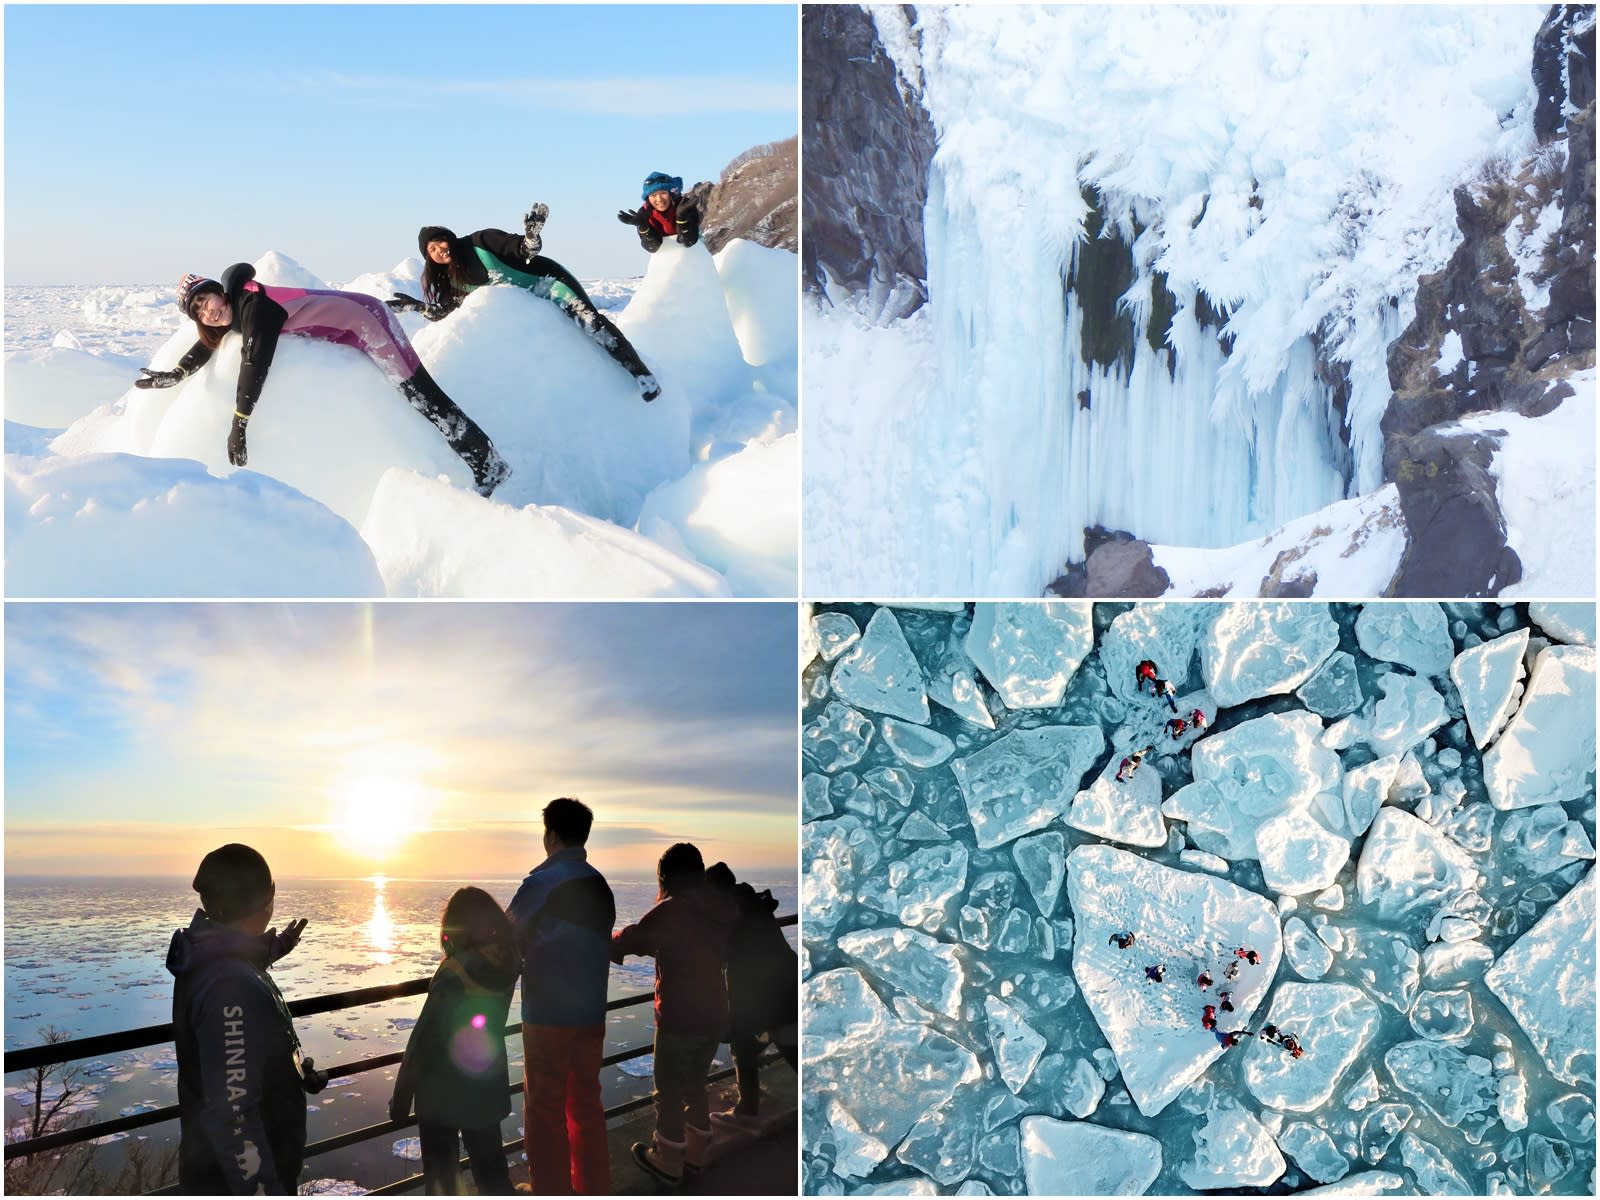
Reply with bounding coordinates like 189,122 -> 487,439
300,1057 -> 328,1095
267,918 -> 308,964
522,202 -> 548,257
640,227 -> 663,254
676,203 -> 701,248
616,207 -> 648,229
422,304 -> 449,322
385,293 -> 427,313
134,367 -> 184,390
227,413 -> 249,467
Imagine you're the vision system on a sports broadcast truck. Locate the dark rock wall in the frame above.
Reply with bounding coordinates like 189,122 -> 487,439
802,4 -> 935,317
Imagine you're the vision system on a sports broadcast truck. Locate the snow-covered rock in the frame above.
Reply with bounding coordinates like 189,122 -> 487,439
964,601 -> 1093,708
1066,844 -> 1281,1117
1019,1117 -> 1162,1195
1449,628 -> 1529,748
1483,644 -> 1596,811
803,968 -> 982,1179
1201,604 -> 1340,705
951,725 -> 1103,849
1243,982 -> 1381,1112
1483,870 -> 1595,1088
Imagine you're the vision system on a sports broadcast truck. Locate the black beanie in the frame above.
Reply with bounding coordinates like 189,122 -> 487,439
193,843 -> 274,923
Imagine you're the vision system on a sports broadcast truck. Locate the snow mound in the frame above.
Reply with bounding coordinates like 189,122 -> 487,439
1242,981 -> 1382,1112
1019,1116 -> 1162,1195
1066,844 -> 1282,1117
1484,870 -> 1595,1088
1483,644 -> 1596,811
6,451 -> 382,597
359,469 -> 726,598
712,237 -> 799,368
4,343 -> 143,429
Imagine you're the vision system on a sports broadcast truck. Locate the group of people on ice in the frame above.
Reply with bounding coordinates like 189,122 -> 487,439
1113,659 -> 1209,783
1113,937 -> 1305,1060
135,174 -> 704,498
166,797 -> 796,1196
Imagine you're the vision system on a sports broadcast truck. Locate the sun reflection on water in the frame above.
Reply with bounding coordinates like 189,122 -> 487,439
366,875 -> 395,965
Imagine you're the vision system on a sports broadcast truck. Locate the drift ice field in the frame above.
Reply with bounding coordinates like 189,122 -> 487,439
803,5 -> 1595,597
4,240 -> 797,597
801,600 -> 1596,1195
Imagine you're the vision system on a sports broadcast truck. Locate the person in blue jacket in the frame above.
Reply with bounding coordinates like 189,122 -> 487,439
166,844 -> 319,1195
506,798 -> 617,1195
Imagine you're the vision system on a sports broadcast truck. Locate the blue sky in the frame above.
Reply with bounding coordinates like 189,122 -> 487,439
4,4 -> 797,284
5,601 -> 799,878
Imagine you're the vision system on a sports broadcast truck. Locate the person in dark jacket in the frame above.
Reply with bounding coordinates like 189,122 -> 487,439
612,843 -> 737,1183
136,266 -> 508,495
704,862 -> 797,1132
506,798 -> 616,1196
166,844 -> 318,1196
390,209 -> 662,402
390,886 -> 518,1196
616,172 -> 701,253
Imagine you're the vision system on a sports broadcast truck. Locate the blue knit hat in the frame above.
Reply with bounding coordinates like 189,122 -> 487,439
642,172 -> 683,201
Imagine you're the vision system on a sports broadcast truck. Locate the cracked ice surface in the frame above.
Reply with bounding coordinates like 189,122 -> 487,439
1483,645 -> 1597,811
964,602 -> 1093,708
802,600 -> 1595,1195
1201,603 -> 1339,705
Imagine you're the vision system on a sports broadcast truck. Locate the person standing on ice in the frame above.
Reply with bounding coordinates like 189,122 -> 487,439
1189,708 -> 1208,732
616,172 -> 702,254
1200,1005 -> 1217,1031
1196,970 -> 1213,991
1109,931 -> 1136,949
390,207 -> 662,402
1135,660 -> 1159,693
1154,678 -> 1179,713
139,267 -> 508,496
1235,947 -> 1261,966
1167,716 -> 1188,740
1114,748 -> 1150,783
1144,964 -> 1165,983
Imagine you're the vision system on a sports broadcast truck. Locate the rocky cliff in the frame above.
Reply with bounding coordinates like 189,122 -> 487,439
697,136 -> 799,254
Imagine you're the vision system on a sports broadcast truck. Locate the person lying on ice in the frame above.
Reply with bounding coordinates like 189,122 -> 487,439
617,172 -> 702,254
389,208 -> 662,402
138,267 -> 509,496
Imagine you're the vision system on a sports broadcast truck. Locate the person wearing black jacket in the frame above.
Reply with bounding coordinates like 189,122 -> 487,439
135,265 -> 509,496
166,844 -> 321,1195
387,206 -> 662,402
616,172 -> 701,254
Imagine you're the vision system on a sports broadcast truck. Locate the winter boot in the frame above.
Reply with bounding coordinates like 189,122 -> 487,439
567,304 -> 661,400
630,1133 -> 685,1185
682,1124 -> 713,1173
399,367 -> 510,497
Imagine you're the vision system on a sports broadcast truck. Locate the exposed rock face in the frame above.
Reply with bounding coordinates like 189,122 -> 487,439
1387,425 -> 1522,597
1380,4 -> 1594,593
802,4 -> 935,318
697,137 -> 798,254
1085,538 -> 1171,598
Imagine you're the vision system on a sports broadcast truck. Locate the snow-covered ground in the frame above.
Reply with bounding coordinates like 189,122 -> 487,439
802,600 -> 1596,1195
804,5 -> 1590,598
5,241 -> 797,597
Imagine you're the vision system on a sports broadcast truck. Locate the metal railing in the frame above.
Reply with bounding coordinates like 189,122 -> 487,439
4,913 -> 797,1195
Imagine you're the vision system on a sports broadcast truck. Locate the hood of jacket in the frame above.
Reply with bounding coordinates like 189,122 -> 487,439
448,943 -> 519,993
165,908 -> 272,979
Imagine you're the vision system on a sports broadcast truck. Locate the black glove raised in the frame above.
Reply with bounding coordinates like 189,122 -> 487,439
385,293 -> 427,313
675,204 -> 700,247
616,208 -> 648,229
134,367 -> 184,390
226,413 -> 250,467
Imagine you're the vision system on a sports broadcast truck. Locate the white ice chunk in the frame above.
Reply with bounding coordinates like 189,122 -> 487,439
1330,753 -> 1403,839
1450,627 -> 1529,749
1012,832 -> 1067,917
1483,644 -> 1596,810
1529,601 -> 1595,646
1365,672 -> 1449,757
813,611 -> 862,661
1068,758 -> 1168,848
1256,810 -> 1351,895
1178,1104 -> 1286,1189
1354,602 -> 1453,677
1243,982 -> 1381,1112
951,725 -> 1104,849
858,843 -> 969,928
831,608 -> 931,723
881,718 -> 955,768
964,601 -> 1093,708
1201,603 -> 1340,706
1019,1117 -> 1162,1196
1066,844 -> 1281,1117
1355,808 -> 1481,926
1296,1170 -> 1407,1195
985,995 -> 1046,1093
1180,850 -> 1230,875
1483,869 -> 1595,1088
1283,917 -> 1334,979
1278,1122 -> 1350,1184
837,928 -> 966,1020
1099,603 -> 1208,701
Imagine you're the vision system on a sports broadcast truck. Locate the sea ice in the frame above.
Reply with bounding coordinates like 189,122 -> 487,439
950,726 -> 1104,849
1012,832 -> 1067,917
1529,602 -> 1596,647
1098,603 -> 1207,701
964,602 -> 1093,709
1354,602 -> 1453,677
1297,650 -> 1365,718
1483,869 -> 1595,1088
1449,628 -> 1529,749
1364,673 -> 1449,757
837,927 -> 965,1020
1066,844 -> 1281,1116
804,702 -> 874,773
858,843 -> 968,928
1201,603 -> 1340,706
1243,982 -> 1381,1112
804,968 -> 983,1179
985,996 -> 1046,1093
1018,1116 -> 1162,1195
814,611 -> 862,661
881,718 -> 955,768
1283,917 -> 1335,979
1355,808 -> 1481,926
1178,1103 -> 1286,1189
1256,809 -> 1351,895
1278,1122 -> 1350,1184
1385,1041 -> 1498,1141
1068,758 -> 1167,849
832,608 -> 931,724
1483,645 -> 1596,811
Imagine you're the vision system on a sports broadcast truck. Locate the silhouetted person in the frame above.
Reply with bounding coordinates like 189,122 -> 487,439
167,844 -> 315,1195
508,798 -> 616,1195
